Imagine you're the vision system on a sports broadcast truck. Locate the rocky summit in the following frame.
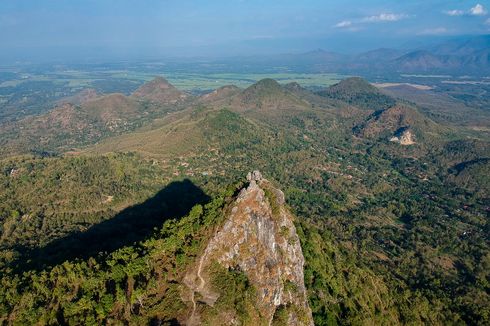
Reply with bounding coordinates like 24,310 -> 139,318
184,171 -> 313,325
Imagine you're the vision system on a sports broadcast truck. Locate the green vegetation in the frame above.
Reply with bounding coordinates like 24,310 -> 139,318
0,153 -> 172,250
264,187 -> 280,216
0,181 -> 242,325
318,77 -> 396,110
0,75 -> 488,324
204,262 -> 260,324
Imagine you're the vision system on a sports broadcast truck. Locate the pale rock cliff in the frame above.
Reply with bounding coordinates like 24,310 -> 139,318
184,171 -> 313,325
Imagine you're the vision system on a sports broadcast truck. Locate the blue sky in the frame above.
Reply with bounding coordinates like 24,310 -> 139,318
0,0 -> 489,61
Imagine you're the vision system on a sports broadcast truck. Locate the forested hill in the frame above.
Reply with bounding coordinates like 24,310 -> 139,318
0,172 -> 316,325
0,76 -> 489,324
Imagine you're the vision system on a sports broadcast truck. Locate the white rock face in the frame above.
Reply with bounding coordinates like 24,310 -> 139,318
184,172 -> 313,325
389,129 -> 416,145
399,129 -> 416,145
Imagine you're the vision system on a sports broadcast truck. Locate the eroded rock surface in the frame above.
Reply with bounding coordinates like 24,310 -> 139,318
390,128 -> 416,145
184,171 -> 313,325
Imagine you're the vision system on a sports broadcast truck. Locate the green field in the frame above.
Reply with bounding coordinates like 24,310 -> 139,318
144,72 -> 347,90
0,71 -> 346,92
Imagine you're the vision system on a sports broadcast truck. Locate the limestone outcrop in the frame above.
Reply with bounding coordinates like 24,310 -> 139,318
184,171 -> 313,325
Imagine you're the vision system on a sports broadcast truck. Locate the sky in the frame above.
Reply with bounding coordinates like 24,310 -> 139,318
0,0 -> 489,62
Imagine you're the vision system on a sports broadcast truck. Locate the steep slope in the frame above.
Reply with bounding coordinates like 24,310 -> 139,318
353,104 -> 441,144
184,171 -> 313,325
317,77 -> 396,110
131,76 -> 190,104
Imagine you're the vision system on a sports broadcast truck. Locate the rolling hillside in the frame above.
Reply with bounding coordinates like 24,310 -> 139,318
0,78 -> 193,156
317,77 -> 396,110
0,76 -> 489,324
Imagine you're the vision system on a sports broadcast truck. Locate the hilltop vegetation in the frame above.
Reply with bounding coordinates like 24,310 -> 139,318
317,77 -> 396,110
0,76 -> 489,324
0,78 -> 195,157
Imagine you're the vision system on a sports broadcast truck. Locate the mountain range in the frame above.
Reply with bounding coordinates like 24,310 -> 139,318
0,76 -> 450,157
217,35 -> 490,75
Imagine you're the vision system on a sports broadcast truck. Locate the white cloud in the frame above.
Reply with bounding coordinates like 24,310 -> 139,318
361,13 -> 408,23
470,4 -> 487,16
418,27 -> 448,35
332,12 -> 408,31
334,20 -> 352,28
446,4 -> 487,17
444,9 -> 464,16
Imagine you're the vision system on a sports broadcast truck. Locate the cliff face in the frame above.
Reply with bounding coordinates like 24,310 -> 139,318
184,171 -> 313,325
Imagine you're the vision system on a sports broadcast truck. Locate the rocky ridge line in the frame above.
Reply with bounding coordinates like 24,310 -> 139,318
184,171 -> 313,325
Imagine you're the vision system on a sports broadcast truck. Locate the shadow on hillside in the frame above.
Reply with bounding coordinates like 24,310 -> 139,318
13,179 -> 210,273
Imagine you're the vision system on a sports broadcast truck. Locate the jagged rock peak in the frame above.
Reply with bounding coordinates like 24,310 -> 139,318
184,172 -> 313,325
246,170 -> 263,181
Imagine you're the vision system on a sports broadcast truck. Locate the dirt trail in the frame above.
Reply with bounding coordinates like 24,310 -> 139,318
188,254 -> 206,325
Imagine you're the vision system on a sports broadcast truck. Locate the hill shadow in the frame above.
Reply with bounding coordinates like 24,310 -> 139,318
13,179 -> 210,273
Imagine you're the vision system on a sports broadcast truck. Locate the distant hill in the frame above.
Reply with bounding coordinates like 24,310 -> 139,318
427,35 -> 490,56
355,48 -> 408,62
209,35 -> 490,75
394,51 -> 449,70
317,77 -> 396,110
378,83 -> 490,127
132,76 -> 191,104
83,93 -> 142,122
0,77 -> 191,156
390,36 -> 490,73
0,94 -> 143,155
199,85 -> 241,103
198,79 -> 311,121
1,76 -> 476,157
233,78 -> 306,110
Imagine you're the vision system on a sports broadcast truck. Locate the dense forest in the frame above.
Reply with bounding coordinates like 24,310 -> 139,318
0,76 -> 489,324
